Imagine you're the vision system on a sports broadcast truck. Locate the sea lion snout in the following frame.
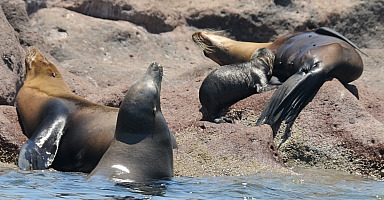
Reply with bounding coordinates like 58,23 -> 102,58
192,32 -> 207,55
149,62 -> 163,73
192,31 -> 218,51
191,31 -> 204,43
25,46 -> 52,72
25,46 -> 39,70
147,62 -> 163,82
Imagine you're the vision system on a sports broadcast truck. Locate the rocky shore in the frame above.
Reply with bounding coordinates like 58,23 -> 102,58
0,0 -> 383,179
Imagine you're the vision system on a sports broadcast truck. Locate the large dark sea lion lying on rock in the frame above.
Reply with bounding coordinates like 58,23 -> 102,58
193,27 -> 364,137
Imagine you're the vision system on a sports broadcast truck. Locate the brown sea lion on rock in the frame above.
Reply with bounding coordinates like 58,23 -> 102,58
192,31 -> 270,66
199,48 -> 276,123
193,27 -> 364,137
17,46 -> 119,172
87,62 -> 174,183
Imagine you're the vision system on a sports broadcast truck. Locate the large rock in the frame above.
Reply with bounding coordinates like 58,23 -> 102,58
27,0 -> 183,34
225,47 -> 384,178
30,0 -> 384,48
28,7 -> 208,89
0,106 -> 27,163
278,80 -> 384,178
355,49 -> 384,124
174,122 -> 287,177
1,0 -> 45,48
0,5 -> 25,106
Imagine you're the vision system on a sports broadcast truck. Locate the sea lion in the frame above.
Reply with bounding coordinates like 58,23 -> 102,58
192,31 -> 271,66
87,62 -> 174,183
193,27 -> 364,136
17,46 -> 118,172
199,48 -> 276,123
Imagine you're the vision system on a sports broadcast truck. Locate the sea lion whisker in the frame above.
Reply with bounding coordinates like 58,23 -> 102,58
193,39 -> 217,54
161,74 -> 172,87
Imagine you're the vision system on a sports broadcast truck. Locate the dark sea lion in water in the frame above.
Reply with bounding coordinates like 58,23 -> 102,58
87,62 -> 174,183
199,48 -> 276,123
16,46 -> 118,172
193,27 -> 364,136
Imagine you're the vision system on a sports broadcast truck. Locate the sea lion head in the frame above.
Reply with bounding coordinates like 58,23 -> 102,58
192,31 -> 238,65
132,62 -> 163,102
192,31 -> 272,66
115,62 -> 163,136
25,47 -> 63,80
251,47 -> 275,77
23,46 -> 69,93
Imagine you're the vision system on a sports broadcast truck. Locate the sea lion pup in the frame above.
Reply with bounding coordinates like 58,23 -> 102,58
193,27 -> 365,136
16,46 -> 119,172
87,62 -> 174,183
199,48 -> 276,123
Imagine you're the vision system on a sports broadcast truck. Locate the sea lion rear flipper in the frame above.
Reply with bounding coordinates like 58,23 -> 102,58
256,64 -> 327,134
315,27 -> 368,56
18,100 -> 69,170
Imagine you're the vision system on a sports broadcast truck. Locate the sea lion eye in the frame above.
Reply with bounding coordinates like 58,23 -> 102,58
52,72 -> 56,77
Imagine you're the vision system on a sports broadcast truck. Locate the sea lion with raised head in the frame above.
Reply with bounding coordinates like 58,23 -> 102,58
199,47 -> 276,123
87,62 -> 174,183
17,46 -> 118,172
193,27 -> 364,136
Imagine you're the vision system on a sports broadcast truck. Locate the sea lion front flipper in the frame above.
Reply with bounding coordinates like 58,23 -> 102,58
315,27 -> 368,56
256,63 -> 327,135
18,100 -> 69,170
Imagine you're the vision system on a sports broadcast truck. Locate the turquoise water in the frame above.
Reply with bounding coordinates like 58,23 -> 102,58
0,166 -> 383,199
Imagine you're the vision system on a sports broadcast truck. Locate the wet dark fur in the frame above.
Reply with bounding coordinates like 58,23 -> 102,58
256,27 -> 364,141
199,48 -> 276,123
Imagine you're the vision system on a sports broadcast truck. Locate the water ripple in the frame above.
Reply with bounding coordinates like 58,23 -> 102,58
0,167 -> 383,199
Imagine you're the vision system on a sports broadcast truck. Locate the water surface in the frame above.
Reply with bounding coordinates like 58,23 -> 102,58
0,166 -> 383,199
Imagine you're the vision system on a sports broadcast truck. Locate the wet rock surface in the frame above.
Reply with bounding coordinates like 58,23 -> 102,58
0,0 -> 383,178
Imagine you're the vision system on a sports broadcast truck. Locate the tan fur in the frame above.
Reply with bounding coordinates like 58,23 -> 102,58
16,46 -> 119,172
23,47 -> 71,96
192,31 -> 272,65
17,46 -> 117,138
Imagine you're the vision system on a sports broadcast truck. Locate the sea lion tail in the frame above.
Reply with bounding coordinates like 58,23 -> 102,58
256,65 -> 327,134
